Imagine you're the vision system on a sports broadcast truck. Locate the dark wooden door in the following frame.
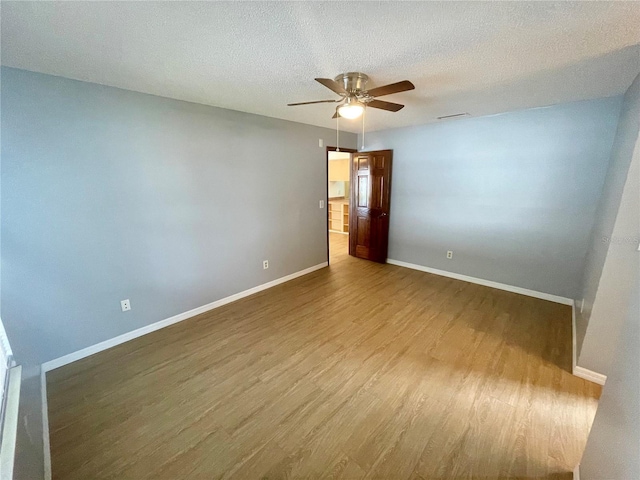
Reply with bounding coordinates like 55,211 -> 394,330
349,150 -> 392,263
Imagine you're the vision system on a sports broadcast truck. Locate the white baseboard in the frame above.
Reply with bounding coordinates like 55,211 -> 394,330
571,302 -> 607,385
573,365 -> 607,385
386,259 -> 573,306
573,465 -> 580,480
41,369 -> 52,480
41,262 -> 328,372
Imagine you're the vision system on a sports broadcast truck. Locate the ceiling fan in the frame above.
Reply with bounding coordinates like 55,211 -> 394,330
288,72 -> 415,119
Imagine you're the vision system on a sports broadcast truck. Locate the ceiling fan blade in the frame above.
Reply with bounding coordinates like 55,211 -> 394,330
288,100 -> 338,106
367,80 -> 415,98
332,111 -> 339,119
367,100 -> 404,112
315,78 -> 348,95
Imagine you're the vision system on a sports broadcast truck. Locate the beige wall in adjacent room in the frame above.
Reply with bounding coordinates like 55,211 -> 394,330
328,158 -> 350,182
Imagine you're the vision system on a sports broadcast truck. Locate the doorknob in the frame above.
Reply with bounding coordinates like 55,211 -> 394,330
380,212 -> 388,217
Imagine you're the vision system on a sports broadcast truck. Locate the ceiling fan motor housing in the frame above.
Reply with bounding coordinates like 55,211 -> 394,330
334,72 -> 369,96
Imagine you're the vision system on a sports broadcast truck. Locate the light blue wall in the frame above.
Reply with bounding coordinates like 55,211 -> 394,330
578,74 -> 638,476
362,97 -> 622,298
580,275 -> 639,479
577,73 -> 640,364
0,67 -> 356,368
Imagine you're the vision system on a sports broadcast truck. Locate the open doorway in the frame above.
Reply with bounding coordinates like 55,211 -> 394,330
326,147 -> 356,264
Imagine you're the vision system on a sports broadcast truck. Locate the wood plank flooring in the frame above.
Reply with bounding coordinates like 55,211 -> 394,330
47,233 -> 600,479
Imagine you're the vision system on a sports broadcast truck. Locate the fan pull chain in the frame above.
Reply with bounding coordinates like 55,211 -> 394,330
336,109 -> 340,152
361,104 -> 366,150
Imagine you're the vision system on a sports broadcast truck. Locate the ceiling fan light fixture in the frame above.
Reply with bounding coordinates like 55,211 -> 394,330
337,99 -> 365,119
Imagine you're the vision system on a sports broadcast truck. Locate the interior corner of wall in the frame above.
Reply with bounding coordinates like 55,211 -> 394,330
15,362 -> 41,380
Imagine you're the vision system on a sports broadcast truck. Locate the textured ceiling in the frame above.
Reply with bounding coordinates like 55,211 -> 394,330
2,1 -> 640,133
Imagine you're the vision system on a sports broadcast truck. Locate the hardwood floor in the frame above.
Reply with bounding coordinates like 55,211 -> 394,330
47,232 -> 600,479
329,230 -> 349,263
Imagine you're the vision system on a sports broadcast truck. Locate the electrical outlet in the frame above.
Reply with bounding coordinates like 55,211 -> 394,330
446,251 -> 453,259
121,299 -> 131,312
319,200 -> 325,209
263,260 -> 269,270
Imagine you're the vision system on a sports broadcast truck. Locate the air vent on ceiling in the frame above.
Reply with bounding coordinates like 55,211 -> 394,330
437,112 -> 470,120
